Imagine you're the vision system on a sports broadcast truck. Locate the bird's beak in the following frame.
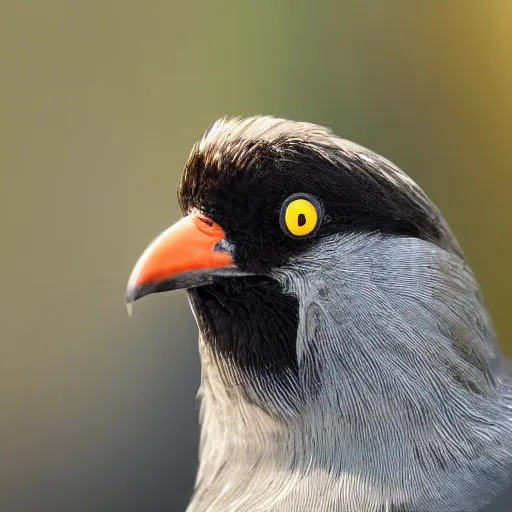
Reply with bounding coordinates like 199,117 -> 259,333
126,214 -> 245,305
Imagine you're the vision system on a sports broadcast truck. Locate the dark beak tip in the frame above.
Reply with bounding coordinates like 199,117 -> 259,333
124,281 -> 171,313
125,284 -> 140,303
124,284 -> 151,316
125,287 -> 139,317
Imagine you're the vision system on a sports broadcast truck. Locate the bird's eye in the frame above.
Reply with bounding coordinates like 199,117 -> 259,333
279,193 -> 324,238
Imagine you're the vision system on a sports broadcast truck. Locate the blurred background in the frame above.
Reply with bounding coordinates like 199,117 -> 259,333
1,1 -> 511,511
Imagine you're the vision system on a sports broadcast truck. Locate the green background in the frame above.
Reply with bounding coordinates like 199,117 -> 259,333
2,2 -> 511,510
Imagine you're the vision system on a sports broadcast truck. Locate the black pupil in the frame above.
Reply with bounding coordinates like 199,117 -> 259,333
297,213 -> 306,227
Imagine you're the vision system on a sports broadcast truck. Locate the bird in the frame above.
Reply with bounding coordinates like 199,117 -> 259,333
126,116 -> 512,511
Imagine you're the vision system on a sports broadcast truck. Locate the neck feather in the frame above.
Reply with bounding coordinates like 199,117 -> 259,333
187,234 -> 512,512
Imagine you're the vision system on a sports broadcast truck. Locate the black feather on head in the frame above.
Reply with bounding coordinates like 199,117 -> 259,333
178,116 -> 462,274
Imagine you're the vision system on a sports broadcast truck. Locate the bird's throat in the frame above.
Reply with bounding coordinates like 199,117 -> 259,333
187,276 -> 301,399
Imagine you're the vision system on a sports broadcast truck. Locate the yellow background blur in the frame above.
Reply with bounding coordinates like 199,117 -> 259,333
2,2 -> 511,511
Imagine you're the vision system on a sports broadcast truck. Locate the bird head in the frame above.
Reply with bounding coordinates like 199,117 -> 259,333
125,116 -> 498,411
127,117 -> 461,296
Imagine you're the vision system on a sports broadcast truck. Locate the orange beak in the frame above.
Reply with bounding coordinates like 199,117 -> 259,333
126,214 -> 241,304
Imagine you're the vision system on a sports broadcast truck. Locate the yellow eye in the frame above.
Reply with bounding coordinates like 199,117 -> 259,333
280,194 -> 323,238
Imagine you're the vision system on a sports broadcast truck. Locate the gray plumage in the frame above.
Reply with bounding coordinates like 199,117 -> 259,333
191,234 -> 512,511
